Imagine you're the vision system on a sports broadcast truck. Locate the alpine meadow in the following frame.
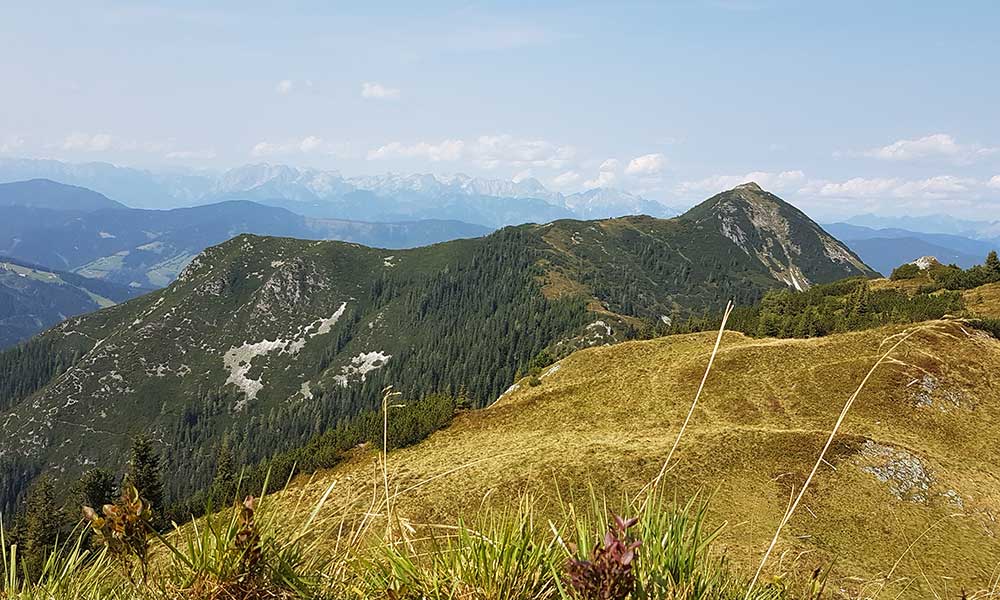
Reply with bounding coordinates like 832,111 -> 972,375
1,3 -> 999,600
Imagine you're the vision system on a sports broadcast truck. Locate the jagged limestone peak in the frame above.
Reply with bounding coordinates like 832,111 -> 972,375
679,183 -> 878,290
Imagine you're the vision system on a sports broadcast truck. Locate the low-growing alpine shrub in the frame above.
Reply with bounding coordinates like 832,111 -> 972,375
565,514 -> 641,600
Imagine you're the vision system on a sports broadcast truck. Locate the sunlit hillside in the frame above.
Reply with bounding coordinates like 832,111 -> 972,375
283,317 -> 1000,599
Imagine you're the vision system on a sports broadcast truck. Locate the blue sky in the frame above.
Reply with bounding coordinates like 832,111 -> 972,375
2,0 -> 998,218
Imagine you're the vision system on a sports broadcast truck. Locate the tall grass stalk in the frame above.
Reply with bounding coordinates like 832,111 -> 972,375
744,327 -> 922,600
381,385 -> 404,541
643,299 -> 734,500
1,522 -> 112,599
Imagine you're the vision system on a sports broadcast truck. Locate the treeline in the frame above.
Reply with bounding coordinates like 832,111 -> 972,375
663,277 -> 963,339
891,250 -> 1000,291
166,392 -> 458,523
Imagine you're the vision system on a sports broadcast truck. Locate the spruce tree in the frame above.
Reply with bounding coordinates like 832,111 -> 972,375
209,439 -> 236,506
125,434 -> 164,526
213,440 -> 235,488
20,476 -> 61,576
76,468 -> 116,510
986,250 -> 1000,275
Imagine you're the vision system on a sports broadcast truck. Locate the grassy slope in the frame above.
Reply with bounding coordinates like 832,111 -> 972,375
283,318 -> 1000,598
965,282 -> 1000,318
871,274 -> 1000,320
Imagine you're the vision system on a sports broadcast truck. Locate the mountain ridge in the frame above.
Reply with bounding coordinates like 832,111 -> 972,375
0,184 -> 874,513
682,182 -> 876,289
0,158 -> 679,226
0,178 -> 125,211
0,181 -> 492,292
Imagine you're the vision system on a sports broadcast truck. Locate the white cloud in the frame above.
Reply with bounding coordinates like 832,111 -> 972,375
678,170 -> 806,195
165,149 -> 217,160
62,132 -> 115,152
801,175 -> 977,200
472,135 -> 574,169
251,136 -> 352,158
791,175 -> 1000,218
861,133 -> 995,163
989,175 -> 1000,190
800,177 -> 898,198
275,79 -> 314,95
367,139 -> 464,162
585,171 -> 616,188
625,153 -> 666,176
550,170 -> 581,189
366,134 -> 574,169
584,159 -> 619,188
0,135 -> 25,153
298,135 -> 324,153
361,82 -> 400,100
511,169 -> 533,183
892,175 -> 976,198
58,132 -> 200,155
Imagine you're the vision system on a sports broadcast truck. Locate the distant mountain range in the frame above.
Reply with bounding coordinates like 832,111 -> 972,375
824,222 -> 998,275
0,179 -> 491,290
0,179 -> 126,211
0,158 -> 679,227
0,179 -> 493,346
843,213 -> 1000,241
0,256 -> 143,348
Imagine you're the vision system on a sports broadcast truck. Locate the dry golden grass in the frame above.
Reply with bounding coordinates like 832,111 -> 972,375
536,261 -> 591,301
282,319 -> 1000,599
869,276 -> 927,295
964,282 -> 1000,318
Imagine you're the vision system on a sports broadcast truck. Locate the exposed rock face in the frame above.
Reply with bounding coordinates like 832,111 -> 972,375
681,182 -> 877,290
910,256 -> 942,270
858,440 -> 933,502
909,373 -> 973,412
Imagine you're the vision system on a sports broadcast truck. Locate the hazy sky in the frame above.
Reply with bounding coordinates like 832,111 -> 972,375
2,0 -> 998,218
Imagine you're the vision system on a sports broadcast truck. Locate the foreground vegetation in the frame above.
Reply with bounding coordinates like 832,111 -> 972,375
1,472 -> 834,600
